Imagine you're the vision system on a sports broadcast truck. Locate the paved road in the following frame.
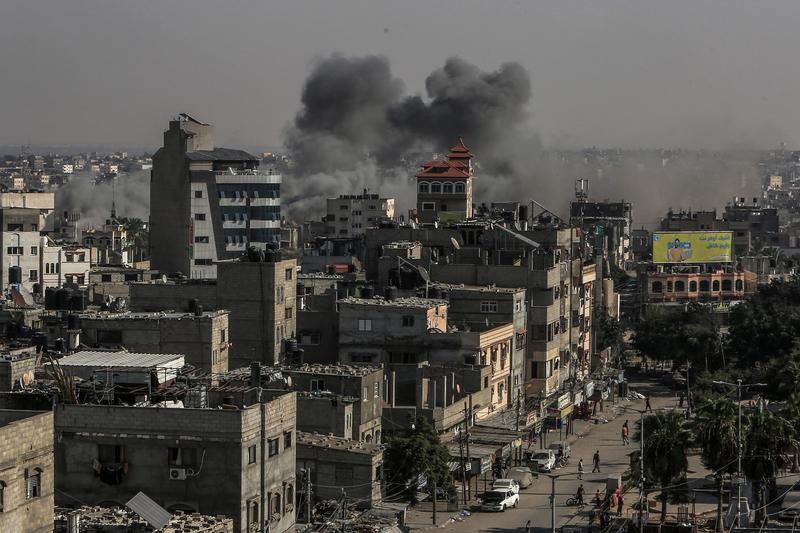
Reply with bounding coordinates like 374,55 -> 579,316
439,383 -> 675,533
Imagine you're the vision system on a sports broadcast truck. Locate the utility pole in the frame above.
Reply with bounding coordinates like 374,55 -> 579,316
516,389 -> 521,432
464,402 -> 471,500
686,361 -> 692,417
713,379 -> 766,529
306,468 -> 312,525
432,475 -> 437,525
458,430 -> 467,505
551,475 -> 556,533
639,410 -> 645,533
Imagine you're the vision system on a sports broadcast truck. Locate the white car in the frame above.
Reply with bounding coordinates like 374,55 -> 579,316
530,449 -> 556,472
507,467 -> 535,489
480,489 -> 519,512
492,478 -> 520,494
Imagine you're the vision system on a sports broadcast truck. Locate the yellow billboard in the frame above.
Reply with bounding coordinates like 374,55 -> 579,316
652,231 -> 733,263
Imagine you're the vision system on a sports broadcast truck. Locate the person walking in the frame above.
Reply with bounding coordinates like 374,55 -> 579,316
645,395 -> 652,412
621,420 -> 630,445
592,450 -> 601,472
525,519 -> 532,533
576,484 -> 585,505
617,494 -> 624,516
578,458 -> 584,479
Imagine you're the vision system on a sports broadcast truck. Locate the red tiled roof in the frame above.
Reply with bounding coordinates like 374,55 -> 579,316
448,136 -> 473,159
417,167 -> 470,179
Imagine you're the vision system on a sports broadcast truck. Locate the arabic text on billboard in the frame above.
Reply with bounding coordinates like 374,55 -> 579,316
652,231 -> 732,263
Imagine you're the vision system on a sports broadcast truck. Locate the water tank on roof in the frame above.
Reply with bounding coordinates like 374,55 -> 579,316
361,286 -> 374,299
45,288 -> 58,310
384,286 -> 398,301
286,338 -> 299,354
7,266 -> 21,285
70,293 -> 86,311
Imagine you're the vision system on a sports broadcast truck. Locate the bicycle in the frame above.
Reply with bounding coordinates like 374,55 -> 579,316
566,496 -> 585,507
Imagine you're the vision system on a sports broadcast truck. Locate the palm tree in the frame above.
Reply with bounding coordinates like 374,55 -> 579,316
635,411 -> 694,522
742,410 -> 796,523
695,394 -> 738,532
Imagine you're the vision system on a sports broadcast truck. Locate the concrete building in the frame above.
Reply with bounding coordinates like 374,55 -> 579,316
130,255 -> 297,368
53,392 -> 297,533
641,268 -> 757,306
296,273 -> 344,364
150,114 -> 281,279
41,238 -> 92,289
570,197 -> 632,269
54,506 -> 235,532
82,212 -> 129,266
0,351 -> 36,391
0,410 -> 54,533
281,364 -> 383,443
325,190 -> 395,237
296,432 -> 383,514
416,138 -> 475,223
1,207 -> 43,291
78,310 -> 230,374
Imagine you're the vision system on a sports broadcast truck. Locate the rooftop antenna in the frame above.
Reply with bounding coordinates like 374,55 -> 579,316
111,180 -> 117,220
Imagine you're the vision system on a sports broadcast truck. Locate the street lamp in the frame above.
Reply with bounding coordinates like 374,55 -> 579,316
712,379 -> 767,529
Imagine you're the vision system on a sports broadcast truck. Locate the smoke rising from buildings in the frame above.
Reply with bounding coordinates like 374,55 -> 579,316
55,171 -> 150,230
283,54 -> 759,223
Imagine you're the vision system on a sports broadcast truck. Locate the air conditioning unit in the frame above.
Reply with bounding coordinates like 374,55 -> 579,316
169,467 -> 187,480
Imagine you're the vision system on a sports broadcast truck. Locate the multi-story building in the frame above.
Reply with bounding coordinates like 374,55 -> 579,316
0,410 -> 54,533
130,255 -> 297,368
53,392 -> 297,533
1,208 -> 43,291
325,190 -> 395,237
641,268 -> 756,306
416,138 -> 475,223
41,239 -> 92,289
150,114 -> 281,279
82,212 -> 129,266
78,310 -> 230,374
570,196 -> 632,269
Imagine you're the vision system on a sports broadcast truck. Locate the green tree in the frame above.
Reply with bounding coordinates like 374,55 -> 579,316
118,216 -> 149,262
596,311 -> 624,359
695,394 -> 738,531
635,411 -> 694,522
384,416 -> 452,504
742,410 -> 796,522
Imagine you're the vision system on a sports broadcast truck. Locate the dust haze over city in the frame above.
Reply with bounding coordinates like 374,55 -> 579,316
6,2 -> 800,533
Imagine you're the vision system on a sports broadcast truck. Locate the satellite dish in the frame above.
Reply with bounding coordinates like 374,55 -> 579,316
22,371 -> 32,386
450,237 -> 461,250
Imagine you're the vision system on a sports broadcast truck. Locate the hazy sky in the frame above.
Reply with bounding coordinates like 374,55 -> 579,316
2,0 -> 800,150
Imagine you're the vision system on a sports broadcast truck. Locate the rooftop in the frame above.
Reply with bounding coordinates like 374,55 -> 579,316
185,147 -> 256,162
298,431 -> 383,455
283,363 -> 382,377
430,282 -> 525,294
78,310 -> 228,321
299,272 -> 345,280
57,350 -> 185,369
338,296 -> 447,309
55,506 -> 234,532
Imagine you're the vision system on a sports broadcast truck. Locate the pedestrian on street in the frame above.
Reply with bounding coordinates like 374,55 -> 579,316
576,484 -> 586,505
678,391 -> 685,407
617,494 -> 624,516
592,450 -> 601,472
645,395 -> 652,412
525,519 -> 532,533
622,420 -> 629,445
578,458 -> 584,479
594,489 -> 602,507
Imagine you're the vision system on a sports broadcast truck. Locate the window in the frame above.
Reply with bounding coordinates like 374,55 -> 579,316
358,319 -> 372,331
29,270 -> 37,282
735,279 -> 743,291
430,182 -> 442,193
339,204 -> 349,210
101,274 -> 112,282
310,379 -> 324,391
722,279 -> 732,291
285,268 -> 293,281
7,223 -> 23,231
418,182 -> 429,194
124,273 -> 138,282
285,483 -> 294,506
0,480 -> 4,512
374,382 -> 379,398
284,431 -> 292,449
270,493 -> 282,517
455,182 -> 466,193
220,329 -> 226,343
194,213 -> 206,221
651,281 -> 663,293
268,438 -> 279,457
350,354 -> 374,363
285,307 -> 293,319
25,468 -> 41,500
699,280 -> 710,292
194,236 -> 209,243
247,444 -> 257,464
98,444 -> 125,463
480,301 -> 498,313
248,500 -> 259,525
194,190 -> 203,198
300,331 -> 321,345
674,280 -> 686,292
689,280 -> 698,292
443,182 -> 454,194
363,385 -> 368,401
194,259 -> 213,265
666,281 -> 673,292
712,280 -> 720,292
6,247 -> 22,255
422,202 -> 435,211
402,315 -> 414,327
30,246 -> 37,255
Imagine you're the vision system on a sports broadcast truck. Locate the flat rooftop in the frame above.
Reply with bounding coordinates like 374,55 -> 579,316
78,310 -> 228,321
430,283 -> 525,294
283,363 -> 382,377
298,431 -> 383,455
299,272 -> 345,280
338,296 -> 447,309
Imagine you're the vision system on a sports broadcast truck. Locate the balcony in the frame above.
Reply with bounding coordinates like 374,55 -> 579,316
531,267 -> 559,289
530,304 -> 559,324
525,374 -> 560,396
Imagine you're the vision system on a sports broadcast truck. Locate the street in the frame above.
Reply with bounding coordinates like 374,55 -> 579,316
407,380 -> 674,532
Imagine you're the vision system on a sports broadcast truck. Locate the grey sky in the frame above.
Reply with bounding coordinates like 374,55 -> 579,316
2,0 -> 799,150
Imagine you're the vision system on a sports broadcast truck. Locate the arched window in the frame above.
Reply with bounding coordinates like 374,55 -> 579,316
722,279 -> 732,291
443,182 -> 454,194
735,279 -> 743,291
270,492 -> 282,518
455,182 -> 466,193
365,434 -> 373,443
45,264 -> 50,274
674,280 -> 685,292
689,280 -> 697,292
651,281 -> 663,293
430,182 -> 442,194
666,281 -> 673,292
418,182 -> 429,194
375,430 -> 381,443
285,484 -> 294,507
699,280 -> 710,292
712,280 -> 720,292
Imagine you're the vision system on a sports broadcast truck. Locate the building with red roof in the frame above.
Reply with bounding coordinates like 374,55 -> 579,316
415,137 -> 474,223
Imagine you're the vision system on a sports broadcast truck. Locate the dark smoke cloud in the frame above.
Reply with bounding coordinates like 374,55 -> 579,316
283,54 -> 757,222
55,171 -> 150,229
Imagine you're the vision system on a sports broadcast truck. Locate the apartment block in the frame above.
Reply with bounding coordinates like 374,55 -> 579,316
325,191 -> 395,237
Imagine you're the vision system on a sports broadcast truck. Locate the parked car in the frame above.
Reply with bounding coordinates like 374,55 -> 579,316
548,441 -> 571,459
529,449 -> 556,473
507,467 -> 535,489
492,478 -> 520,494
480,490 -> 519,512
